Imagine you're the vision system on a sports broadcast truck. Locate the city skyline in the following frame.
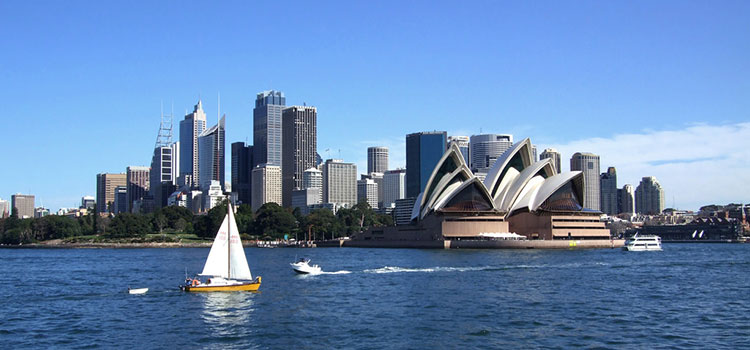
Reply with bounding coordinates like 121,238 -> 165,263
2,2 -> 749,212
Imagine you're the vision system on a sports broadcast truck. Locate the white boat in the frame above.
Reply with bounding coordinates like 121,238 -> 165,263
128,287 -> 148,294
623,233 -> 662,251
180,202 -> 261,292
290,258 -> 321,274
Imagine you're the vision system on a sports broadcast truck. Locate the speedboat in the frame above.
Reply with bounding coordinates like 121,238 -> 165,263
623,233 -> 662,251
290,258 -> 321,274
128,287 -> 148,294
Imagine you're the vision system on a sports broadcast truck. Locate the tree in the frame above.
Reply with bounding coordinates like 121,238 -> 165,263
107,213 -> 151,238
193,200 -> 229,238
302,208 -> 339,240
253,203 -> 297,240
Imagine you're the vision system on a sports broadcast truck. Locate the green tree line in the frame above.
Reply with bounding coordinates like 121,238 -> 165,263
0,201 -> 393,244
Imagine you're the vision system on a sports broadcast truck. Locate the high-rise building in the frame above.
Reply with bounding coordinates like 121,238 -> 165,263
619,184 -> 635,214
253,90 -> 285,167
126,166 -> 150,213
364,172 -> 384,208
570,152 -> 601,211
179,101 -> 207,188
322,159 -> 357,207
198,115 -> 225,191
539,148 -> 562,174
292,188 -> 322,214
469,134 -> 513,173
636,176 -> 665,215
447,136 -> 470,166
11,194 -> 34,219
600,167 -> 618,215
382,169 -> 406,208
303,168 -> 323,190
0,198 -> 9,218
251,164 -> 282,212
203,180 -> 224,212
113,186 -> 128,214
231,142 -> 253,205
34,207 -> 50,218
367,146 -> 389,174
96,173 -> 127,213
282,105 -> 317,207
357,178 -> 379,209
406,131 -> 447,198
81,196 -> 95,210
150,145 -> 176,208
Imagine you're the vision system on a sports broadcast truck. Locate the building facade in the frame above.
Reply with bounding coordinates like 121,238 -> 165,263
357,178 -> 379,209
282,105 -> 317,207
367,146 -> 389,174
179,100 -> 207,188
382,169 -> 406,208
636,176 -> 665,215
600,167 -> 618,215
322,159 -> 357,207
96,173 -> 127,213
570,152 -> 601,211
619,184 -> 635,214
150,145 -> 176,209
11,194 -> 35,219
539,148 -> 561,174
469,134 -> 513,173
251,164 -> 282,212
126,166 -> 150,213
253,90 -> 285,167
231,142 -> 253,205
406,131 -> 447,198
198,115 -> 225,191
0,198 -> 9,218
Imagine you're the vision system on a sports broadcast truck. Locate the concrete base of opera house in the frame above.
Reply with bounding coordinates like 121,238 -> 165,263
338,239 -> 624,249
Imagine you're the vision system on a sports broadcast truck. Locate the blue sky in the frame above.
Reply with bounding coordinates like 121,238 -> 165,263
1,1 -> 748,211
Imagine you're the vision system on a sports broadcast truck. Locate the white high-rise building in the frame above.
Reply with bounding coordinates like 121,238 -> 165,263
357,178 -> 379,209
203,180 -> 224,212
302,168 -> 323,205
179,101 -> 207,188
540,148 -> 562,174
470,134 -> 513,173
382,169 -> 406,208
322,159 -> 357,208
252,164 -> 282,211
570,152 -> 601,211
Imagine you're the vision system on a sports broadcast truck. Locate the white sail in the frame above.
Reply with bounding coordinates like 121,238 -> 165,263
692,230 -> 697,238
227,204 -> 253,280
699,230 -> 704,238
200,214 -> 230,278
199,203 -> 253,280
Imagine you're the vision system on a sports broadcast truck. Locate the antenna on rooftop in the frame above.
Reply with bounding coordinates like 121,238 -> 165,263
217,92 -> 221,122
155,101 -> 173,148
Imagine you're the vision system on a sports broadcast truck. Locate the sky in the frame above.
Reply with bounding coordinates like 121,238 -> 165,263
1,1 -> 748,212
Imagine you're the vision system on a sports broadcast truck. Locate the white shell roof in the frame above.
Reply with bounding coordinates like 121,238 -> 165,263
483,138 -> 533,200
497,158 -> 555,211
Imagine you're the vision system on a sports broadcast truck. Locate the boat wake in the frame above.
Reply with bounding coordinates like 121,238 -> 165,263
318,270 -> 352,275
363,262 -> 611,274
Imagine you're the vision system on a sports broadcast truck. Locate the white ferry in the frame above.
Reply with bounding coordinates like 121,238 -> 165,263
623,233 -> 662,251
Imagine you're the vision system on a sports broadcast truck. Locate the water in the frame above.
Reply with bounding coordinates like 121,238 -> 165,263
1,244 -> 748,349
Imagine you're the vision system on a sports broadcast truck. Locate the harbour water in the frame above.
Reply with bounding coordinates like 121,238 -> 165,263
1,244 -> 748,349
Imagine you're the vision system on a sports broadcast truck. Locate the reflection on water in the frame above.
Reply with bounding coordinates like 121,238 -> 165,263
199,292 -> 258,347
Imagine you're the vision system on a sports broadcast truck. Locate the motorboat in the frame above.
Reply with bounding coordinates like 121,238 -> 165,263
623,233 -> 662,251
128,287 -> 148,294
290,258 -> 321,274
180,201 -> 261,292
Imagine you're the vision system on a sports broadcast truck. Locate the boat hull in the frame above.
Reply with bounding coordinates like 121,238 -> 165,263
182,277 -> 261,292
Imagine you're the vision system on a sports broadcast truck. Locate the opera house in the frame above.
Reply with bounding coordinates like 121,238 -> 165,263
352,138 -> 620,249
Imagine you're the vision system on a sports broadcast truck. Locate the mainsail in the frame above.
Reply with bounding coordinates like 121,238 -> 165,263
200,203 -> 253,280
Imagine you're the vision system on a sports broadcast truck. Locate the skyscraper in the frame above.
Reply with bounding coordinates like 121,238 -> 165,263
447,136 -> 470,166
357,178 -> 378,209
469,134 -> 513,173
282,105 -> 317,207
367,146 -> 389,174
96,173 -> 127,213
0,198 -> 9,218
253,90 -> 285,167
231,142 -> 253,205
406,131 -> 447,198
126,166 -> 150,213
251,164 -> 282,211
113,186 -> 128,214
81,196 -> 95,210
600,167 -> 618,215
179,101 -> 207,187
570,152 -> 601,211
619,184 -> 635,214
636,176 -> 665,215
539,148 -> 562,174
382,169 -> 406,208
322,159 -> 357,207
198,115 -> 225,191
11,194 -> 34,219
150,146 -> 175,208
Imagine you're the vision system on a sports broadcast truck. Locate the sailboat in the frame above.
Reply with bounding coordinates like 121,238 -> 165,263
181,201 -> 261,292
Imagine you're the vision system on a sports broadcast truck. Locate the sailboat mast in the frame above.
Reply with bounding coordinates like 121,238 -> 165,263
227,198 -> 231,279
